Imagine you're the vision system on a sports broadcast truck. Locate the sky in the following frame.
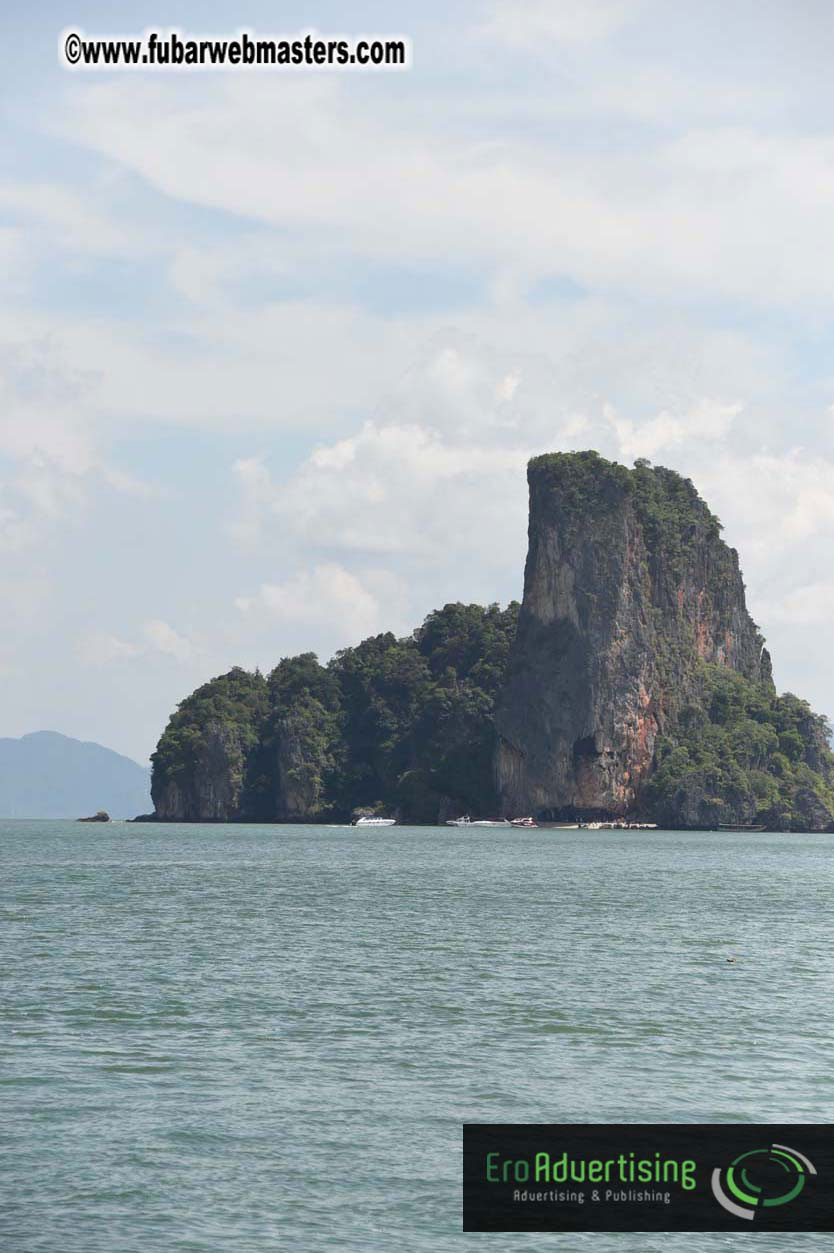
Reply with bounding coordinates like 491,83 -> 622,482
2,0 -> 834,763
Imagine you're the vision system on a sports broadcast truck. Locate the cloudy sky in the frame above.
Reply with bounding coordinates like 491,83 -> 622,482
2,1 -> 834,763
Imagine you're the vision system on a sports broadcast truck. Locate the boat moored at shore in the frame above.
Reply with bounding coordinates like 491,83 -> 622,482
584,820 -> 658,830
445,814 -> 661,830
445,815 -> 512,827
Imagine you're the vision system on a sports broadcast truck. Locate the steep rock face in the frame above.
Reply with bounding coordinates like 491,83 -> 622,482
150,667 -> 267,821
269,702 -> 340,821
152,721 -> 250,820
254,655 -> 345,821
495,452 -> 772,818
146,466 -> 832,830
273,719 -> 321,819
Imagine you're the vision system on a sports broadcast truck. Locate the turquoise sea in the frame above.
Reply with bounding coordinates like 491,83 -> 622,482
2,820 -> 833,1252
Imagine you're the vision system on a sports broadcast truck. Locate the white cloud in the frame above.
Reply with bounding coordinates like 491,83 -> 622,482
77,632 -> 142,666
0,340 -> 96,474
227,456 -> 276,545
28,298 -> 410,431
0,181 -> 130,256
142,619 -> 192,661
78,620 -> 194,667
497,372 -> 520,402
0,574 -> 51,623
0,335 -> 159,546
0,502 -> 37,553
606,399 -> 743,460
479,0 -> 640,47
762,581 -> 834,627
223,330 -> 776,635
237,564 -> 387,644
51,69 -> 834,308
267,419 -> 531,561
99,466 -> 163,499
700,449 -> 834,555
5,3 -> 834,758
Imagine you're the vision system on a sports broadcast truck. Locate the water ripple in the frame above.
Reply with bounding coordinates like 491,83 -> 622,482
2,820 -> 833,1252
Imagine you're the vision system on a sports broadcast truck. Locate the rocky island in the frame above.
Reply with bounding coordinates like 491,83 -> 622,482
143,452 -> 834,831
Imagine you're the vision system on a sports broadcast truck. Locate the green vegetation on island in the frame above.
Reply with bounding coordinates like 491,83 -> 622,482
644,664 -> 834,831
149,452 -> 834,831
151,602 -> 520,823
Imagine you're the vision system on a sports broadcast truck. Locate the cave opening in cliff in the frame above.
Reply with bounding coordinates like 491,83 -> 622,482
572,735 -> 600,761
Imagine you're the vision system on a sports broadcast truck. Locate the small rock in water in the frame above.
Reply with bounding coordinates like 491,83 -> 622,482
77,810 -> 111,823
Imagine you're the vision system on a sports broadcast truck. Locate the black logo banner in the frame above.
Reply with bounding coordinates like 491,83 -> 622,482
463,1124 -> 834,1231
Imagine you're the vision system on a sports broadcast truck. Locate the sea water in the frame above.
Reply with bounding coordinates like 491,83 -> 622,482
2,820 -> 833,1252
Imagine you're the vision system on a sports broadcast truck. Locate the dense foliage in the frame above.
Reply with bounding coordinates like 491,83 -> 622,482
151,587 -> 834,830
245,654 -> 345,819
150,454 -> 834,830
530,450 -> 729,583
643,664 -> 834,830
629,459 -> 728,583
151,666 -> 267,789
152,602 -> 520,822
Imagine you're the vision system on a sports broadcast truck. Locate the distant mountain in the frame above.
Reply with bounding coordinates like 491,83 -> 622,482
0,731 -> 150,819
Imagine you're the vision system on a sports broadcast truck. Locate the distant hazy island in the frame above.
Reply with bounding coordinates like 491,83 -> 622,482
0,731 -> 150,820
142,452 -> 834,832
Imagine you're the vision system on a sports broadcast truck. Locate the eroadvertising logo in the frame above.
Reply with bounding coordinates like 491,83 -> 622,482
711,1143 -> 817,1221
462,1124 -> 834,1232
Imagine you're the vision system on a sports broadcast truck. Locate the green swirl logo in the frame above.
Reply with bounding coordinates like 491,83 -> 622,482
712,1144 -> 817,1220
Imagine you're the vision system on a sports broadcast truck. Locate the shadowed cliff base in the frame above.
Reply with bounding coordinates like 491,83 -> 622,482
144,452 -> 834,832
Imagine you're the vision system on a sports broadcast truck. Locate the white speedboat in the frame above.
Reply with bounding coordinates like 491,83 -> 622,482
353,816 -> 397,827
447,815 -> 511,827
510,816 -> 537,829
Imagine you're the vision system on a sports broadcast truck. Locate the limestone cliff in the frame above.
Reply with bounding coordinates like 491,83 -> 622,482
495,452 -> 775,820
145,455 -> 834,830
150,667 -> 267,821
152,720 -> 250,820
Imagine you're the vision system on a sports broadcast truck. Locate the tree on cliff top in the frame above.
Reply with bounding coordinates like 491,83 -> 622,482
151,667 -> 268,786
